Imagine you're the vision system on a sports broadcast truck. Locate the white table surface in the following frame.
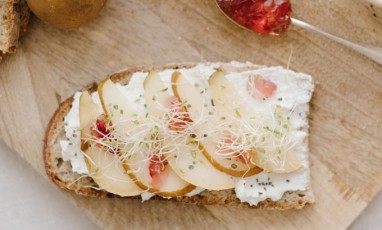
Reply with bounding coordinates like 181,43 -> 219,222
0,141 -> 380,230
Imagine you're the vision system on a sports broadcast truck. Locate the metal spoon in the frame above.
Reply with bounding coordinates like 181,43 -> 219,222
215,0 -> 382,65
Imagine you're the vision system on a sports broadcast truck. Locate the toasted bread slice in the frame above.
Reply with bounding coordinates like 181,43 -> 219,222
0,0 -> 30,60
44,63 -> 315,209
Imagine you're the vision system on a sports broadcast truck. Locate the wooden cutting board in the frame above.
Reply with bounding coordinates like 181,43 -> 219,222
1,0 -> 381,229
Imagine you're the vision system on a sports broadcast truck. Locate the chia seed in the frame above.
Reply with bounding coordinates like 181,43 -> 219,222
286,179 -> 290,183
188,165 -> 194,170
231,164 -> 238,169
113,105 -> 118,110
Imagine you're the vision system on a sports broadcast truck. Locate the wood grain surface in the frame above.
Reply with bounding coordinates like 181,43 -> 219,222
0,0 -> 381,229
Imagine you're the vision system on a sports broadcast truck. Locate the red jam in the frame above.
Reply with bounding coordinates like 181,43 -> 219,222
217,0 -> 292,35
91,114 -> 111,139
246,75 -> 277,99
149,155 -> 165,178
149,154 -> 169,189
218,137 -> 253,164
167,96 -> 193,131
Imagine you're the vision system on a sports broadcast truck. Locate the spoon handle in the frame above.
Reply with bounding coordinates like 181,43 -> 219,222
291,18 -> 382,65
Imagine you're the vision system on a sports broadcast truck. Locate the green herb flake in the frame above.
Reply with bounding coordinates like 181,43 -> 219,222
133,120 -> 139,125
257,147 -> 266,154
276,148 -> 282,154
190,150 -> 197,159
235,109 -> 241,118
161,87 -> 168,92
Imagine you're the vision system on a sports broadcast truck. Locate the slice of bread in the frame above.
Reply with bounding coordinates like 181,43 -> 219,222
44,63 -> 315,209
0,0 -> 29,60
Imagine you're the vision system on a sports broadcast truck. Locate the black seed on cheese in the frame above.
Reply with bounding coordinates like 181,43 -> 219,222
231,163 -> 238,169
188,165 -> 194,170
113,105 -> 118,110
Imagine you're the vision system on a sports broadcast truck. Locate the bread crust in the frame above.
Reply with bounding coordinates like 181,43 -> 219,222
44,63 -> 315,209
0,0 -> 30,60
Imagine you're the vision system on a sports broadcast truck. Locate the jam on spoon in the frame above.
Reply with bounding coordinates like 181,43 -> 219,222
216,0 -> 292,35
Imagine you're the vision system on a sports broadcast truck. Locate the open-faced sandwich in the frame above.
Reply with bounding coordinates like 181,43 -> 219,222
44,61 -> 315,209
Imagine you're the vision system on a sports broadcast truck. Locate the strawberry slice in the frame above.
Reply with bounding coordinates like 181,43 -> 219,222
246,75 -> 277,99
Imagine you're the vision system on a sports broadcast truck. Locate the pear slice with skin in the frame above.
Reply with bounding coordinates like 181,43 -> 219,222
167,139 -> 236,190
209,71 -> 303,174
172,71 -> 262,177
98,77 -> 195,197
79,91 -> 142,196
144,71 -> 235,190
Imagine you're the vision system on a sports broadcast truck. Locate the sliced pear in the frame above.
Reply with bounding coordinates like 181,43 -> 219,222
209,71 -> 303,173
209,71 -> 251,120
143,71 -> 171,118
98,77 -> 195,197
143,72 -> 197,196
251,148 -> 303,174
143,71 -> 235,191
167,140 -> 236,190
83,146 -> 142,196
79,91 -> 142,196
79,91 -> 100,148
172,72 -> 262,177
